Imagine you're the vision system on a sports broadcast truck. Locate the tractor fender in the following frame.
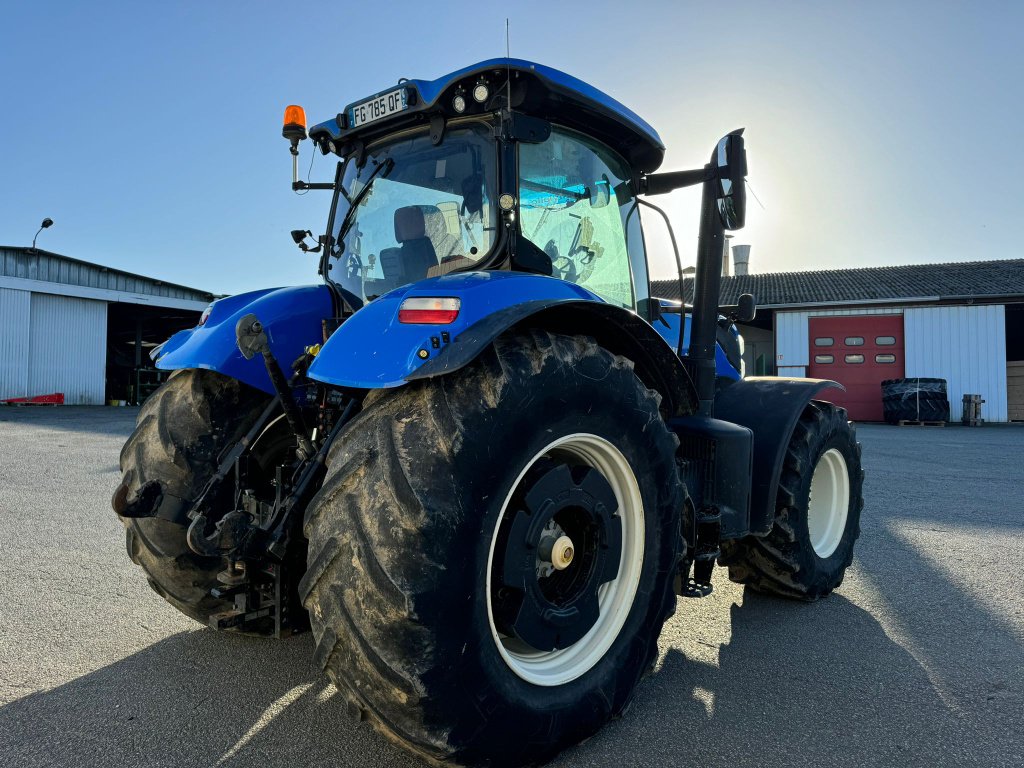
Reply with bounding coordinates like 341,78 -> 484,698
306,271 -> 698,417
154,284 -> 333,395
713,377 -> 845,536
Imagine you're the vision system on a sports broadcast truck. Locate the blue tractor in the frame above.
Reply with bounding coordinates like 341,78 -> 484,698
113,60 -> 863,766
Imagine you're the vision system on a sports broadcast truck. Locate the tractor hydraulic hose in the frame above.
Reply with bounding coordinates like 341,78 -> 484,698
234,313 -> 315,459
260,347 -> 315,460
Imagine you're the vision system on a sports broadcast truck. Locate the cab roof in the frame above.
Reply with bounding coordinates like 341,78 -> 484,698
309,58 -> 667,173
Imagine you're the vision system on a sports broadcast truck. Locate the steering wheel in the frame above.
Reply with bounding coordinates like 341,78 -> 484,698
544,239 -> 578,282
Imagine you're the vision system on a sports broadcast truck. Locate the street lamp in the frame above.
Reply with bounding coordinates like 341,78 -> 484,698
31,218 -> 54,251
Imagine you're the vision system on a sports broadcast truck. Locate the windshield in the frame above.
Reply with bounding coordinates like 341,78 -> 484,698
327,123 -> 497,302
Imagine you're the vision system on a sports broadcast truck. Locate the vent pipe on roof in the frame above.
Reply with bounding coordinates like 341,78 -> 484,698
722,234 -> 733,276
732,244 -> 751,276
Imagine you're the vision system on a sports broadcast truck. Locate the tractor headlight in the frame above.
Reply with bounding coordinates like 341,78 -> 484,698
198,304 -> 213,327
452,91 -> 467,114
472,80 -> 489,103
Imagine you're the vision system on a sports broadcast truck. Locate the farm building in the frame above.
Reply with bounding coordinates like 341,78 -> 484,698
0,246 -> 214,405
653,258 -> 1024,423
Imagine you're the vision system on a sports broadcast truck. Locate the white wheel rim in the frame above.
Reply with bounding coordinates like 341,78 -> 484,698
807,448 -> 850,558
486,433 -> 644,687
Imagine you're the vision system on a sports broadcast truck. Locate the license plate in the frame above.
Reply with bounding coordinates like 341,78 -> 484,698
350,88 -> 409,128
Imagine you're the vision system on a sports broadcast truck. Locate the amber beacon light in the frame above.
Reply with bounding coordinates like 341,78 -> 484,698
282,105 -> 307,147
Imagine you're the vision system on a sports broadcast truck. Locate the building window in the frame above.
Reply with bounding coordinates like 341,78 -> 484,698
876,336 -> 896,346
845,354 -> 865,364
814,354 -> 834,364
845,336 -> 865,346
876,354 -> 896,363
814,337 -> 833,347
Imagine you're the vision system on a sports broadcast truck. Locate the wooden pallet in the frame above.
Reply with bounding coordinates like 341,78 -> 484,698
897,419 -> 945,427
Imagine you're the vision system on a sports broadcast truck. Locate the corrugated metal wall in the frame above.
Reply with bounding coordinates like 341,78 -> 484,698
775,307 -> 905,367
26,294 -> 107,405
0,287 -> 31,399
905,305 -> 1008,422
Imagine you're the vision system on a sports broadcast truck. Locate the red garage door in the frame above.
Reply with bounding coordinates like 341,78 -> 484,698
807,315 -> 904,421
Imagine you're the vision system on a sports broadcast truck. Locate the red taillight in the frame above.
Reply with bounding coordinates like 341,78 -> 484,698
398,297 -> 460,324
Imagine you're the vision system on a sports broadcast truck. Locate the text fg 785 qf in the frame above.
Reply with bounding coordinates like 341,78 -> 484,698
113,59 -> 864,767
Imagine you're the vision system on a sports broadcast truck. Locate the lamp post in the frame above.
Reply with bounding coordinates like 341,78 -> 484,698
31,218 -> 54,252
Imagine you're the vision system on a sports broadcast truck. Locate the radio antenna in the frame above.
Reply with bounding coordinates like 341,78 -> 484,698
505,19 -> 512,111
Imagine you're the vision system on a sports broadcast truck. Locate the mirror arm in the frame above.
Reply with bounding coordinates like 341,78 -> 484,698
292,181 -> 336,191
640,165 -> 714,196
290,144 -> 335,191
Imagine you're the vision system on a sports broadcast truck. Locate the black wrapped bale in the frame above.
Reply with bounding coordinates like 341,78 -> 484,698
881,378 -> 950,424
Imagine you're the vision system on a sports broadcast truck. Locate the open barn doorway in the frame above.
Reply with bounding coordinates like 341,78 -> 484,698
1007,303 -> 1024,421
106,303 -> 201,404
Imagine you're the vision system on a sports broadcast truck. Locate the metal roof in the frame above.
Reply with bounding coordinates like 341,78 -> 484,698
0,246 -> 215,307
651,259 -> 1024,307
310,58 -> 666,172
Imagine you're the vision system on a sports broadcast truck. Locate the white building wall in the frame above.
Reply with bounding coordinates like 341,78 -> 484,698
27,293 -> 108,405
904,305 -> 1008,422
0,287 -> 31,399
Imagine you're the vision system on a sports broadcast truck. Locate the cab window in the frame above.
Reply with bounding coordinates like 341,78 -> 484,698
518,129 -> 638,309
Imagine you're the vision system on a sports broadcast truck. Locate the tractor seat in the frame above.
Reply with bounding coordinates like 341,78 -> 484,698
379,207 -> 434,284
379,205 -> 464,284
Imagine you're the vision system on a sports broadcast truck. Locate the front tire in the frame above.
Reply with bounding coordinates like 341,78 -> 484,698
300,331 -> 684,766
720,400 -> 864,599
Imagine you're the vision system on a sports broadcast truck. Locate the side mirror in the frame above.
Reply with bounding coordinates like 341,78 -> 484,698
736,293 -> 756,323
714,130 -> 747,230
290,229 -> 321,253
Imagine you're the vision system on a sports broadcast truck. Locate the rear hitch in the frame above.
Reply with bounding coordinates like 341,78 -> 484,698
183,395 -> 359,636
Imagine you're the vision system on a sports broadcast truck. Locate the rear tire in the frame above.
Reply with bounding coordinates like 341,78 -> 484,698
720,401 -> 864,600
301,331 -> 684,766
112,369 -> 277,630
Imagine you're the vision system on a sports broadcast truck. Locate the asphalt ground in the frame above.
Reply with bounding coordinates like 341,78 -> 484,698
0,406 -> 1021,767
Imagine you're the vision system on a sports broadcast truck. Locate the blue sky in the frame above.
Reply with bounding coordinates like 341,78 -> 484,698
1,1 -> 1020,295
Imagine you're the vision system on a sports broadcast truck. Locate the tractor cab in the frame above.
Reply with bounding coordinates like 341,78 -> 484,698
291,60 -> 664,317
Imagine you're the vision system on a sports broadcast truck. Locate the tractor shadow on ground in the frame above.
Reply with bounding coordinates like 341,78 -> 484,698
563,524 -> 1024,768
1,525 -> 1020,768
562,591 -> 959,768
0,628 -> 421,768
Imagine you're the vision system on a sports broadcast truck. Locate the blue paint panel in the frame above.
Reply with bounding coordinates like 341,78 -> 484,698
307,271 -> 601,389
653,304 -> 742,381
152,275 -> 737,395
154,285 -> 333,394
